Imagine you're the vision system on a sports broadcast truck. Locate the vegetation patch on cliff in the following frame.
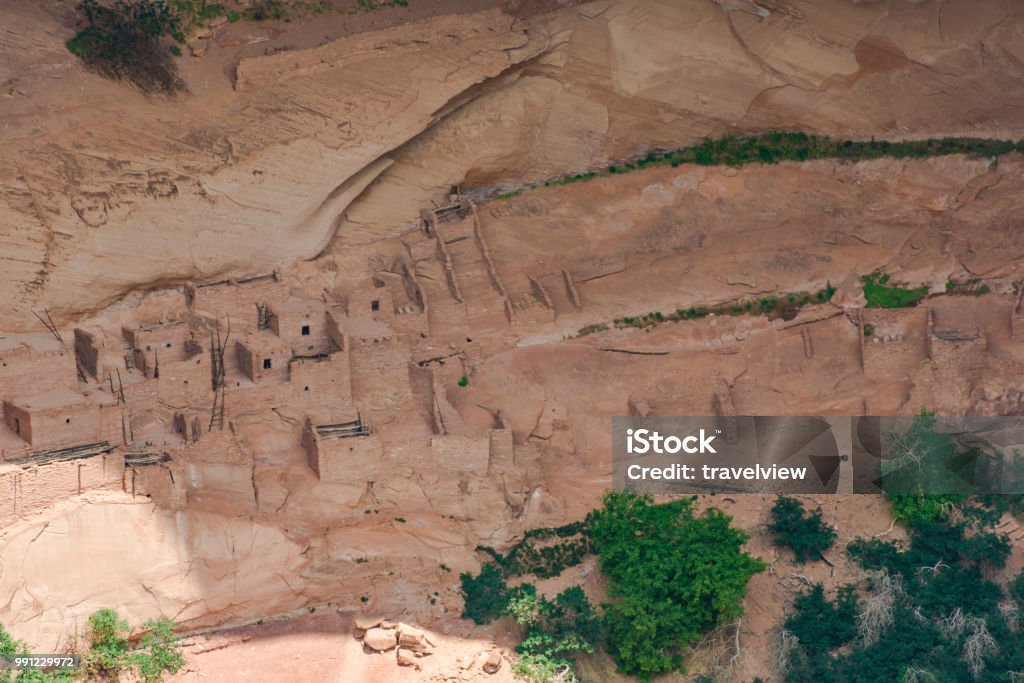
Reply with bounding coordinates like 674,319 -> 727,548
67,0 -> 188,95
487,132 -> 1022,202
0,610 -> 183,683
460,492 -> 765,681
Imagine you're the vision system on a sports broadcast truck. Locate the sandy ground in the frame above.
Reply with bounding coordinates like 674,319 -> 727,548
168,609 -> 520,683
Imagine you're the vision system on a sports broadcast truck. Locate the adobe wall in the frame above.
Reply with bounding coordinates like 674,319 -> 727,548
862,308 -> 928,380
122,358 -> 214,412
930,334 -> 988,377
0,452 -> 124,527
270,307 -> 336,357
311,434 -> 386,483
125,462 -> 182,508
430,434 -> 490,472
0,345 -> 76,397
2,402 -> 32,444
124,323 -> 191,378
73,329 -> 100,380
348,338 -> 428,437
290,353 -> 352,405
186,276 -> 283,324
2,399 -> 103,450
236,339 -> 290,383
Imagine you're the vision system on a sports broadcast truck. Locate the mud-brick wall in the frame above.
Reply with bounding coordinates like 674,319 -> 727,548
430,435 -> 490,472
187,278 -> 284,326
312,435 -> 384,483
389,312 -> 429,338
930,335 -> 989,377
290,354 -> 352,406
74,329 -> 100,379
125,464 -> 182,509
99,403 -> 125,446
271,309 -> 335,357
2,400 -> 103,450
0,452 -> 124,527
863,338 -> 927,381
0,346 -> 77,398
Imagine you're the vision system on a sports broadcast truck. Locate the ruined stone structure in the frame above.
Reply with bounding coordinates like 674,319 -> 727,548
860,308 -> 929,381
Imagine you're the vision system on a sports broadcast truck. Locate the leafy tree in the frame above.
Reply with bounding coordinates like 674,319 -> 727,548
0,626 -> 15,683
459,562 -> 511,625
67,0 -> 186,94
586,492 -> 765,679
509,585 -> 602,683
862,270 -> 929,308
0,623 -> 73,683
768,496 -> 836,563
785,516 -> 1017,681
128,618 -> 185,683
84,608 -> 130,677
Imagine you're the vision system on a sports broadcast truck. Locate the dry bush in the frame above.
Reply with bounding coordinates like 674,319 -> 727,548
902,667 -> 937,683
773,628 -> 799,678
963,617 -> 998,678
857,570 -> 903,646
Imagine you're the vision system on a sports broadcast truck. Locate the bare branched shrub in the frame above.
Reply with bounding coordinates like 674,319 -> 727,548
999,600 -> 1020,632
939,608 -> 967,641
857,570 -> 903,646
773,628 -> 799,678
942,500 -> 966,524
902,667 -> 937,683
963,618 -> 997,678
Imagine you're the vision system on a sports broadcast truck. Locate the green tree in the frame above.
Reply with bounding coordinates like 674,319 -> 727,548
459,562 -> 510,625
67,0 -> 186,94
768,496 -> 836,563
0,623 -> 74,683
509,585 -> 602,683
84,608 -> 130,677
586,492 -> 765,678
128,618 -> 185,683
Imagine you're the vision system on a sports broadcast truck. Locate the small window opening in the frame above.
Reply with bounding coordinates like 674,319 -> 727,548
371,300 -> 380,312
65,418 -> 71,424
263,358 -> 272,370
301,325 -> 310,336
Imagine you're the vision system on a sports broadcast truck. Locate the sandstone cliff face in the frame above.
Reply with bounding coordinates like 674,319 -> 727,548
0,5 -> 537,330
4,1 -> 1024,675
4,0 -> 1024,329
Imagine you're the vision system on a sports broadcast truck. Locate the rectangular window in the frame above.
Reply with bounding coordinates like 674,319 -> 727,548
301,325 -> 310,336
371,300 -> 380,312
263,358 -> 272,370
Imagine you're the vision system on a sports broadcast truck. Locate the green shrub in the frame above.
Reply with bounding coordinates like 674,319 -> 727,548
490,133 -> 1021,202
68,0 -> 186,94
79,610 -> 184,682
244,0 -> 289,20
586,492 -> 765,678
768,496 -> 836,563
784,583 -> 858,654
862,270 -> 928,308
128,618 -> 185,683
787,516 -> 1016,681
458,375 -> 469,387
887,493 -> 963,525
481,535 -> 592,580
509,585 -> 602,682
460,562 -> 509,624
84,608 -> 130,677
